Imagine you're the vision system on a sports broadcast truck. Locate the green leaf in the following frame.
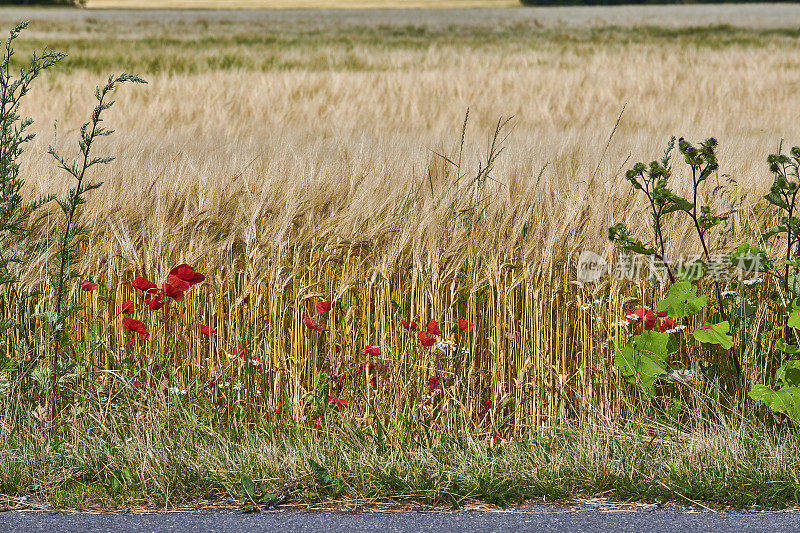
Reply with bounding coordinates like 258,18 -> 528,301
776,360 -> 800,387
692,321 -> 734,350
656,281 -> 707,318
762,223 -> 788,241
309,459 -> 331,486
241,475 -> 256,500
765,190 -> 790,210
623,241 -> 656,256
789,310 -> 800,329
749,384 -> 800,423
663,193 -> 694,214
729,244 -> 770,272
775,339 -> 800,354
259,493 -> 279,506
614,330 -> 675,397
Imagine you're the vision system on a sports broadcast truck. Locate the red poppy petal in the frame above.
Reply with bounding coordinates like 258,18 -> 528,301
169,264 -> 206,286
132,276 -> 157,292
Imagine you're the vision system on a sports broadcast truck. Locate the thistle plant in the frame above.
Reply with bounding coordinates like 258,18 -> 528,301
0,22 -> 64,373
47,73 -> 146,423
608,136 -> 677,283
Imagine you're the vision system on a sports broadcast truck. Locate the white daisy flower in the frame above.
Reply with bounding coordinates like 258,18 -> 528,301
743,278 -> 762,286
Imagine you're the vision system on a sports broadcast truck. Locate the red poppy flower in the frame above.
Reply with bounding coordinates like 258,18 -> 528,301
165,274 -> 190,292
656,310 -> 668,318
145,289 -> 166,311
643,311 -> 657,331
420,332 -> 435,348
458,318 -> 474,333
168,264 -> 205,286
334,343 -> 342,353
483,398 -> 493,410
162,282 -> 185,303
627,307 -> 657,330
428,375 -> 440,391
314,418 -> 322,429
626,307 -> 645,324
132,276 -> 157,292
217,396 -> 226,405
123,317 -> 149,342
659,318 -> 677,333
118,300 -> 136,315
401,319 -> 419,331
129,332 -> 150,343
327,396 -> 348,409
80,280 -> 99,292
427,319 -> 441,336
699,324 -> 713,330
199,325 -> 216,337
122,317 -> 148,335
316,300 -> 335,314
303,317 -> 324,332
361,346 -> 381,356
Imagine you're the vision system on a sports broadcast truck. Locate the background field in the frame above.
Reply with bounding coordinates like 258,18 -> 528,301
5,4 -> 800,426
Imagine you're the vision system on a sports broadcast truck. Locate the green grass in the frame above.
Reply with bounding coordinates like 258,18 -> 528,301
1,402 -> 800,510
5,24 -> 800,75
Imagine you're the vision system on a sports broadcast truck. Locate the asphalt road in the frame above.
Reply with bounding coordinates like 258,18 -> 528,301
1,505 -> 800,533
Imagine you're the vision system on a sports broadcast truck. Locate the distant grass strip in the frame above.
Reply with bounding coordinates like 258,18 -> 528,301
9,24 -> 800,75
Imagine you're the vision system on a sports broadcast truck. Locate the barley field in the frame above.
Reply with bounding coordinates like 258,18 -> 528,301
5,4 -> 800,448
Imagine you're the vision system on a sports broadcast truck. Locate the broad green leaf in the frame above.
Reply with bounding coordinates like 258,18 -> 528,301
692,321 -> 734,350
656,281 -> 707,318
764,190 -> 790,210
749,384 -> 800,423
776,360 -> 800,387
788,310 -> 800,329
775,339 -> 800,354
614,330 -> 675,397
241,475 -> 256,499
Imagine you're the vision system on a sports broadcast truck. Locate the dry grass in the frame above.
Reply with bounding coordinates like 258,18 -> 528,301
3,7 -> 800,435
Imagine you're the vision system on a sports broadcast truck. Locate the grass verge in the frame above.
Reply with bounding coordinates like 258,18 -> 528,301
1,403 -> 799,510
